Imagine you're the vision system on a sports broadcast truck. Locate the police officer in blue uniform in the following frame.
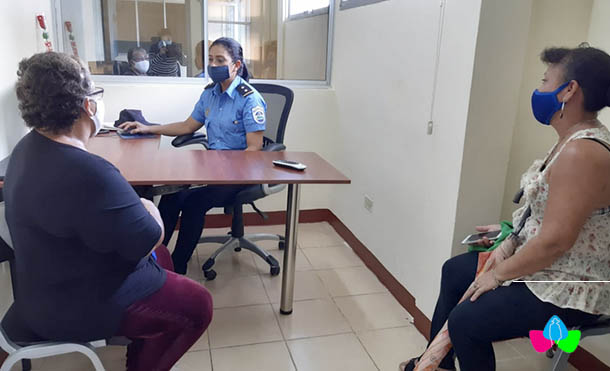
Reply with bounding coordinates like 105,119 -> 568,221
119,37 -> 266,274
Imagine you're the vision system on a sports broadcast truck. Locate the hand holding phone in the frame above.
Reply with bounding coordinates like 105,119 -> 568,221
461,230 -> 502,245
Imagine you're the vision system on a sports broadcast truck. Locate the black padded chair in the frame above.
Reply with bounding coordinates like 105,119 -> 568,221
112,60 -> 130,76
171,83 -> 294,280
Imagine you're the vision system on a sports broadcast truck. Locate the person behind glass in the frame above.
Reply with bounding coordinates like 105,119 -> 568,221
402,46 -> 610,371
123,47 -> 149,76
148,28 -> 181,77
149,42 -> 182,77
148,28 -> 173,56
5,52 -> 212,371
118,37 -> 267,274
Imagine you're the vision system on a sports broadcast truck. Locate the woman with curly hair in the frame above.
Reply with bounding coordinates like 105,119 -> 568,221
3,52 -> 213,371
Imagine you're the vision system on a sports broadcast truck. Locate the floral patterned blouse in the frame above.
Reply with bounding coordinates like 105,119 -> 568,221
512,125 -> 610,315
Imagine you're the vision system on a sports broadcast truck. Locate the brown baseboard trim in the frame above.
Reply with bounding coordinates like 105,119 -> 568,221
203,208 -> 608,370
569,346 -> 610,371
0,350 -> 7,367
204,209 -> 331,228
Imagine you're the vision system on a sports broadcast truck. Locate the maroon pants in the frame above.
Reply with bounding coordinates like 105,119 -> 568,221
116,245 -> 213,371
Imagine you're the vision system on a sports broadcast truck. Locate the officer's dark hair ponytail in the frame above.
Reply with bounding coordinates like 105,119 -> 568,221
211,37 -> 250,82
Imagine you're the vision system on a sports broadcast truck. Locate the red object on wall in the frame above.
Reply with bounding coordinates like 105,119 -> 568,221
36,15 -> 46,30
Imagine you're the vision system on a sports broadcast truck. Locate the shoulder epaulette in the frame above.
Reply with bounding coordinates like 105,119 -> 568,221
236,83 -> 254,97
204,82 -> 216,90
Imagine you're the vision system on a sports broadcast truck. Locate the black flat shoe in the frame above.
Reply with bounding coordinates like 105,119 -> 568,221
399,357 -> 419,371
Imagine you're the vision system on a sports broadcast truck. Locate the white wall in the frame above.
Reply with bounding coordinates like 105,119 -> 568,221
281,14 -> 328,80
451,0 -> 532,255
0,0 -> 54,159
328,0 -> 482,317
587,0 -> 610,126
500,0 -> 594,220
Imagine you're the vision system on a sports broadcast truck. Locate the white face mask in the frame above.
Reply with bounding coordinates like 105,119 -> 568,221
90,99 -> 105,137
134,60 -> 149,74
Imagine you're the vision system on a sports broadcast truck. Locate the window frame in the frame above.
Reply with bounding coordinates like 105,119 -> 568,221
52,0 -> 335,88
287,1 -> 330,21
339,0 -> 388,11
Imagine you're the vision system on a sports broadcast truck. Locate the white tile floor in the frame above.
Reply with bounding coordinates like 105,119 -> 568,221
3,222 -> 581,370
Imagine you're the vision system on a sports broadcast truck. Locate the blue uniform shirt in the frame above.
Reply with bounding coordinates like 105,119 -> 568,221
190,76 -> 266,150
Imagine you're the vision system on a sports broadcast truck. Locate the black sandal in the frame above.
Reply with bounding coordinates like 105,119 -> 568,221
399,357 -> 419,371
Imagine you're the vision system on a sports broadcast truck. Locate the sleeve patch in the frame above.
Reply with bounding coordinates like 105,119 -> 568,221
252,106 -> 266,124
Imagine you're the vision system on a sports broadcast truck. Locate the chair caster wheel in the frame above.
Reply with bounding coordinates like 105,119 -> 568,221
234,247 -> 242,252
202,258 -> 215,271
270,266 -> 280,276
546,348 -> 555,359
204,269 -> 217,280
278,241 -> 285,250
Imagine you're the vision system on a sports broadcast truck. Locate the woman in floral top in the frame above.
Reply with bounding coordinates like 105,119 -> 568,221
403,46 -> 610,371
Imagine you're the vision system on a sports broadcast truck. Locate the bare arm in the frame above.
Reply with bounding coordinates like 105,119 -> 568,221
245,131 -> 264,151
119,116 -> 203,137
495,140 -> 610,282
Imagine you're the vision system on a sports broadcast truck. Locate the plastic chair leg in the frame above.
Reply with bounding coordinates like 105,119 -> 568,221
1,343 -> 105,371
550,348 -> 570,371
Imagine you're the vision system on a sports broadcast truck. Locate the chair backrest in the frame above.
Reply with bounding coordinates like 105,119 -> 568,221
112,60 -> 130,75
0,157 -> 13,253
0,202 -> 13,253
250,83 -> 294,146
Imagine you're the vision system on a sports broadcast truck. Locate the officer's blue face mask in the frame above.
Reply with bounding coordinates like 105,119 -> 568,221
531,81 -> 569,125
207,65 -> 231,83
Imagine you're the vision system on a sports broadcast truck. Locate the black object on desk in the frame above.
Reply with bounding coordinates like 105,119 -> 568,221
114,109 -> 159,139
117,130 -> 157,140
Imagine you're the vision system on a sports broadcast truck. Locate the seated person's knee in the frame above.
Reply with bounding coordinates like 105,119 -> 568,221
447,302 -> 472,337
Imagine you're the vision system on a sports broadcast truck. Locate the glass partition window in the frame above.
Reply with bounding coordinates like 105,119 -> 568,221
289,0 -> 329,16
55,0 -> 332,82
339,0 -> 388,11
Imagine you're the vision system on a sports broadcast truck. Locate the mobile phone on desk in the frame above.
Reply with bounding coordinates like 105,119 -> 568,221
461,230 -> 502,245
273,160 -> 306,171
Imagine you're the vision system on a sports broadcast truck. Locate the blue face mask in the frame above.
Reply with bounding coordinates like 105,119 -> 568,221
207,65 -> 231,83
531,82 -> 569,125
158,40 -> 172,48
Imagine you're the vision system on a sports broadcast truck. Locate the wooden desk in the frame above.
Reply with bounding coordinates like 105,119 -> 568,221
89,134 -> 350,314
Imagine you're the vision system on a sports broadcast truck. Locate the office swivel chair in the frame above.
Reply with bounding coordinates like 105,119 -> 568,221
171,83 -> 294,280
112,60 -> 130,75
